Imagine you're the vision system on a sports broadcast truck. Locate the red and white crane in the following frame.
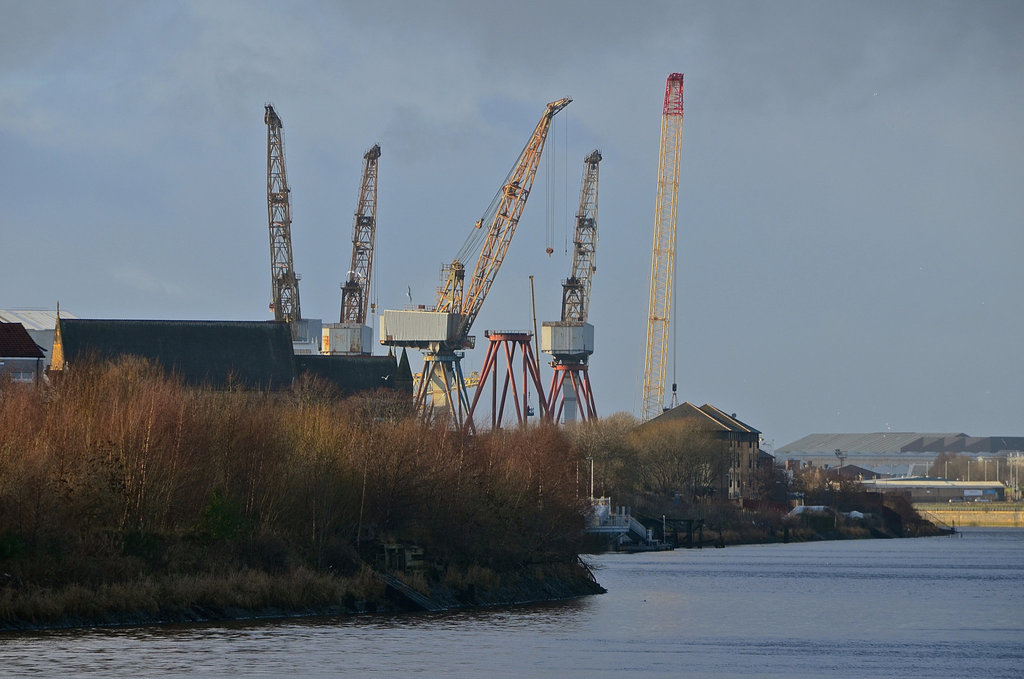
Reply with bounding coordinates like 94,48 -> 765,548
641,74 -> 685,421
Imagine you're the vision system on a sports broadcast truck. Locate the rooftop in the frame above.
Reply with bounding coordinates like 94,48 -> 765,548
0,323 -> 45,358
646,401 -> 761,435
0,309 -> 76,331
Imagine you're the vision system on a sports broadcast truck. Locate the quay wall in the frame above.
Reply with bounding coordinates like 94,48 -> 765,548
915,503 -> 1024,528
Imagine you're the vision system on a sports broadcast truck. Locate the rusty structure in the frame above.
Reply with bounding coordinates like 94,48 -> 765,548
264,104 -> 302,340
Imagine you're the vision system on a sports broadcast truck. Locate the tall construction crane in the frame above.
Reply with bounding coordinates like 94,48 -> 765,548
380,96 -> 571,425
324,144 -> 381,355
541,149 -> 602,423
265,104 -> 302,340
641,73 -> 685,421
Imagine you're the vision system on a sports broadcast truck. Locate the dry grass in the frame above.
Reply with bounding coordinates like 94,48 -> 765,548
0,359 -> 587,624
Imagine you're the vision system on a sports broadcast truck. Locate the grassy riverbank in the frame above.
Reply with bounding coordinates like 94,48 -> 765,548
0,360 -> 600,630
0,561 -> 603,631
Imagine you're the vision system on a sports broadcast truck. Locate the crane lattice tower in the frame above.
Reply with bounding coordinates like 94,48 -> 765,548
340,144 -> 381,325
265,104 -> 302,340
541,149 -> 602,423
324,144 -> 381,355
641,74 -> 684,421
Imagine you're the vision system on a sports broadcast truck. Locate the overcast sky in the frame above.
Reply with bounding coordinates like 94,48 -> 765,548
3,0 -> 1022,447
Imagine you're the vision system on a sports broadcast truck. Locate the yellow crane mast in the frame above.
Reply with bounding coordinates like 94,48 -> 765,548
380,97 -> 571,426
265,104 -> 302,340
641,73 -> 685,421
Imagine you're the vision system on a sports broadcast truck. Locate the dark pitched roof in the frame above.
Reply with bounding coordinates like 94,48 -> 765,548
697,404 -> 761,435
54,319 -> 294,389
645,401 -> 761,435
294,354 -> 405,396
0,323 -> 44,358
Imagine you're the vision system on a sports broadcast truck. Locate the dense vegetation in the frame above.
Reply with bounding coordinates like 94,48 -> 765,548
0,359 -> 594,626
565,414 -> 940,545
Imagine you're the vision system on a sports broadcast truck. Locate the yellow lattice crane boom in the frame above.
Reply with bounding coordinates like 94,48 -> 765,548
437,96 -> 572,347
380,96 -> 571,425
641,73 -> 684,421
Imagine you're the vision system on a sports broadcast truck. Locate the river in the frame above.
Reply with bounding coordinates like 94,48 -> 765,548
3,528 -> 1022,678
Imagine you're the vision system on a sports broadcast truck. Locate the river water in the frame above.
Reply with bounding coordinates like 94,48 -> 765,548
3,528 -> 1022,678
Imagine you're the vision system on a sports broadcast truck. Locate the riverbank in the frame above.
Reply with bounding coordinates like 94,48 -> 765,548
633,491 -> 947,551
0,560 -> 605,632
0,363 -> 600,632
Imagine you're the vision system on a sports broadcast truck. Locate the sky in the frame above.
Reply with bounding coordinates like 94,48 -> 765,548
2,0 -> 1022,448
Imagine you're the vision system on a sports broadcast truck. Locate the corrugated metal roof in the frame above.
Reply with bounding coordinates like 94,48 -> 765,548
55,318 -> 294,389
0,309 -> 77,331
777,432 -> 963,455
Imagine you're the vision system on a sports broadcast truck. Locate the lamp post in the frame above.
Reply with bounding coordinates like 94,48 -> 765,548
587,456 -> 594,500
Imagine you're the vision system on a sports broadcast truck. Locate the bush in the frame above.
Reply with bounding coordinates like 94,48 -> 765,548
0,359 -> 587,595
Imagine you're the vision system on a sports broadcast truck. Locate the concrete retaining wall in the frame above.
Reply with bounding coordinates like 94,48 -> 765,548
915,503 -> 1024,528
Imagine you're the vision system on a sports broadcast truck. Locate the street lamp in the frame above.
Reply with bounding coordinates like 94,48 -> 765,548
834,449 -> 847,468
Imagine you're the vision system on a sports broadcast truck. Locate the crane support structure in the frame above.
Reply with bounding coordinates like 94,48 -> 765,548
541,150 -> 601,423
340,144 -> 381,325
380,97 -> 571,428
641,73 -> 684,421
468,331 -> 548,429
265,104 -> 302,340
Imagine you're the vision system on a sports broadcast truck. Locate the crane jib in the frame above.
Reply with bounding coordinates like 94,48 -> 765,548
450,97 -> 571,345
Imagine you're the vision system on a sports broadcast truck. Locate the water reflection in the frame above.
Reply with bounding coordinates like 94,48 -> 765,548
4,528 -> 1023,678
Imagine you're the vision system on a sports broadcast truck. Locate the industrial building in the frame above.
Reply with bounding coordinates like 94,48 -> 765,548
52,318 -> 296,389
859,477 -> 1006,503
51,317 -> 404,394
777,433 -> 1024,477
